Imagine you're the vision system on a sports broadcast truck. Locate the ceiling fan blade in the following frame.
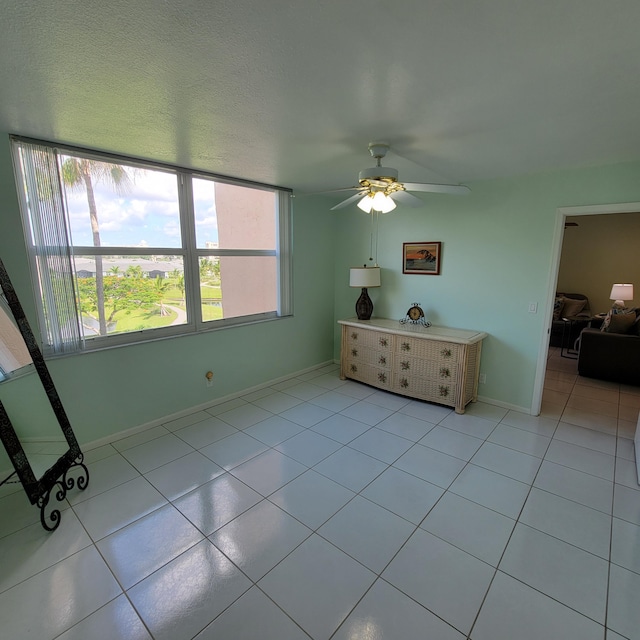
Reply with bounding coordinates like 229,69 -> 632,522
389,191 -> 423,207
300,186 -> 361,196
403,182 -> 471,195
330,191 -> 366,210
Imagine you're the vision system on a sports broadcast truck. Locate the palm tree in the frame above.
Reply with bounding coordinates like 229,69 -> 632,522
153,275 -> 171,315
176,274 -> 187,304
61,158 -> 133,335
200,258 -> 216,281
171,269 -> 186,305
125,265 -> 144,279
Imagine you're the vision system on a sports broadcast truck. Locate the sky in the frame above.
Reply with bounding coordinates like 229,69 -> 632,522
63,161 -> 219,249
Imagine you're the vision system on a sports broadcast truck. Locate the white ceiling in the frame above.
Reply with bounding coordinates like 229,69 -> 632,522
2,0 -> 640,197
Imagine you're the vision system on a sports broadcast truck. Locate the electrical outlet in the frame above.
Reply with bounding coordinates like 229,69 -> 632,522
205,371 -> 214,387
479,373 -> 486,384
528,302 -> 538,314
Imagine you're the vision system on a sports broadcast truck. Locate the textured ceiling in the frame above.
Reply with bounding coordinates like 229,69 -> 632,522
2,0 -> 640,196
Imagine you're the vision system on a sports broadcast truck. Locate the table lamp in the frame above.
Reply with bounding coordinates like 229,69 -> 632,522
349,265 -> 381,320
610,283 -> 634,309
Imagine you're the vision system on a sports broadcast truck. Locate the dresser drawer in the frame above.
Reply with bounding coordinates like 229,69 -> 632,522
392,354 -> 458,383
345,361 -> 392,389
396,337 -> 460,364
391,373 -> 453,403
347,343 -> 392,369
346,328 -> 393,353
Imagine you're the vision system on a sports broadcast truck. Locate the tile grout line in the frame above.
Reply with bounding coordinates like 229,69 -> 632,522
465,415 -> 564,639
327,405 -> 486,639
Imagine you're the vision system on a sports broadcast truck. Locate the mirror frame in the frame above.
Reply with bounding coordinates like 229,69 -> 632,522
0,257 -> 89,531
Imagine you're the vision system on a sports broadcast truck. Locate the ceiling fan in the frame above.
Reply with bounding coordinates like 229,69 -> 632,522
329,142 -> 471,212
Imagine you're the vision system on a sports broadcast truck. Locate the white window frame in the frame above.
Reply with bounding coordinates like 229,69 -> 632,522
11,137 -> 293,355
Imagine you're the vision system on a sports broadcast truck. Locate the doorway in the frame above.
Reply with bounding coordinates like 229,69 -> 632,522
531,202 -> 640,414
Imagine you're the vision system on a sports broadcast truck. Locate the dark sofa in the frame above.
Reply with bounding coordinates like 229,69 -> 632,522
578,313 -> 640,385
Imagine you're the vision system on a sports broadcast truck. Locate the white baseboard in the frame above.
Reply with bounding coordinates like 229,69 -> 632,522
476,394 -> 532,415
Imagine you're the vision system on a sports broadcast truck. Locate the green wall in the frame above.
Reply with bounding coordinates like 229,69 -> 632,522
0,134 -> 337,446
332,161 -> 640,412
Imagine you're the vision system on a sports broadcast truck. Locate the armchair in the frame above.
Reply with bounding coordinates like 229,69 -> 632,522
549,293 -> 591,348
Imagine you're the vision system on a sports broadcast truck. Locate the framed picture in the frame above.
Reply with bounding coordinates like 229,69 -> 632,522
402,242 -> 442,275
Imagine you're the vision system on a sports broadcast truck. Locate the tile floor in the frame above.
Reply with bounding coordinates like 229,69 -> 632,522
0,354 -> 639,639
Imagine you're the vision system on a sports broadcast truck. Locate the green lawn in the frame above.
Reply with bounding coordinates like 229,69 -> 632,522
106,306 -> 178,332
163,282 -> 221,301
83,280 -> 224,334
201,284 -> 222,300
202,304 -> 223,321
94,303 -> 222,334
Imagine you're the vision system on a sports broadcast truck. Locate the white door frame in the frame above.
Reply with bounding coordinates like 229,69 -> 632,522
530,201 -> 640,415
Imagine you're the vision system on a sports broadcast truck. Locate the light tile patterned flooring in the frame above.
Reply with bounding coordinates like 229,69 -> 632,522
0,354 -> 639,639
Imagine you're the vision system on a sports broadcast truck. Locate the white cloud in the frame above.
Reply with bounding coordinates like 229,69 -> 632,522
63,164 -> 222,246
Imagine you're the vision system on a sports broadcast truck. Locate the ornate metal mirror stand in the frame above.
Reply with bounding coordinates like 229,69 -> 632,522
0,257 -> 89,531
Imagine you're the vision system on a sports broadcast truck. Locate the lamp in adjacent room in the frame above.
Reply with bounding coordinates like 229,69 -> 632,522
349,265 -> 381,320
610,283 -> 634,309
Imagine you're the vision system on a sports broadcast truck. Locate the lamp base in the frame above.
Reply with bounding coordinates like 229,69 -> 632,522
355,287 -> 374,320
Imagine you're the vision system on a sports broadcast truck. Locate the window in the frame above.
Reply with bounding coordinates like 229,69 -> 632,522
11,138 -> 292,355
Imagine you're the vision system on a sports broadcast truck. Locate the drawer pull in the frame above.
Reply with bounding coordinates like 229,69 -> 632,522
400,378 -> 409,389
379,337 -> 388,347
401,342 -> 411,352
350,364 -> 358,373
441,348 -> 452,358
439,385 -> 450,398
351,348 -> 358,357
378,372 -> 387,383
379,356 -> 386,365
440,367 -> 450,378
351,332 -> 358,340
401,361 -> 410,370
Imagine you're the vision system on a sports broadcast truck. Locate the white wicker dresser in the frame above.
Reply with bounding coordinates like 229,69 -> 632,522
339,318 -> 487,414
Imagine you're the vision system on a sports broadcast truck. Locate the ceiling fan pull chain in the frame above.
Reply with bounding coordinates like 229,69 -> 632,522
368,209 -> 380,265
369,210 -> 374,262
374,210 -> 380,266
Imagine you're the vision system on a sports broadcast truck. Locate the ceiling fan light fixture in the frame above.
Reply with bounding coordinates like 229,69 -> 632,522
328,142 -> 471,211
357,194 -> 374,213
372,191 -> 396,213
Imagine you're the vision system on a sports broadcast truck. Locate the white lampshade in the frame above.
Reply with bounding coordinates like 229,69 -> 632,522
356,192 -> 396,214
349,266 -> 381,288
357,194 -> 374,213
371,191 -> 396,213
610,283 -> 634,305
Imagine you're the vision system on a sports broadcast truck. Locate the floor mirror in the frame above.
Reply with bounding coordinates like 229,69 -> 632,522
0,256 -> 89,531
